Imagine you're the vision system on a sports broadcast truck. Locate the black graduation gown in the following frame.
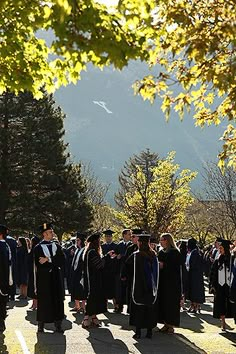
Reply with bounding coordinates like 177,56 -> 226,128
70,247 -> 86,300
129,251 -> 159,329
209,255 -> 235,319
16,246 -> 28,286
186,249 -> 205,304
115,241 -> 132,304
122,243 -> 138,313
6,235 -> 17,298
101,242 -> 118,299
64,245 -> 76,293
83,249 -> 107,316
34,240 -> 65,323
0,241 -> 10,328
157,248 -> 182,327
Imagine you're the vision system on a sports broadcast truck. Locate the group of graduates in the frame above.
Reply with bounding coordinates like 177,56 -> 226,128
1,222 -> 236,338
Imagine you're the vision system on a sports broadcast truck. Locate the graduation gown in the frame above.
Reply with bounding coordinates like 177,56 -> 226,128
101,242 -> 118,299
16,246 -> 28,286
115,240 -> 132,304
6,235 -> 17,298
157,247 -> 182,327
209,255 -> 235,319
34,240 -> 65,323
83,249 -> 107,316
70,247 -> 86,300
0,240 -> 11,329
129,250 -> 159,329
186,249 -> 205,304
122,243 -> 138,313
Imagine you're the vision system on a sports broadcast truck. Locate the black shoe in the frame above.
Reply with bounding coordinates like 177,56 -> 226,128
37,322 -> 44,333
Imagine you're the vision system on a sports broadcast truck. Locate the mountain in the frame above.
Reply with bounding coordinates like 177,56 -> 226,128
54,61 -> 223,203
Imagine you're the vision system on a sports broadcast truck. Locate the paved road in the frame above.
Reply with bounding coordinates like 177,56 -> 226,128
1,296 -> 236,354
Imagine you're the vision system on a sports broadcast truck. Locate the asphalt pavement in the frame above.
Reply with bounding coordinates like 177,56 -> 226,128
1,295 -> 236,354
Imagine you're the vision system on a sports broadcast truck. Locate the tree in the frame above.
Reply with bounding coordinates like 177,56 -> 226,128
115,150 -> 196,236
131,0 -> 236,168
2,0 -> 236,166
201,161 -> 236,236
0,90 -> 92,235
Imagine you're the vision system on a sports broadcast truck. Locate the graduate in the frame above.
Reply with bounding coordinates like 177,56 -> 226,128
82,233 -> 107,328
209,239 -> 235,331
69,232 -> 86,313
0,224 -> 12,333
114,229 -> 132,313
34,223 -> 65,333
121,229 -> 142,313
128,233 -> 159,339
157,233 -> 183,334
101,229 -> 118,302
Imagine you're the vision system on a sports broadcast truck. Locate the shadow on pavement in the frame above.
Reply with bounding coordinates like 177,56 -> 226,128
35,332 -> 66,354
134,332 -> 205,354
104,311 -> 132,331
220,331 -> 236,348
87,327 -> 129,353
0,334 -> 9,354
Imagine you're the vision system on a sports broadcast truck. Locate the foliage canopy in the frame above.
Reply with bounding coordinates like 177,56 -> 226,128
1,0 -> 236,166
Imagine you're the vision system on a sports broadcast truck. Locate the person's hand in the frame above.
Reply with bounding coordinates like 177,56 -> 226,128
108,250 -> 117,258
39,256 -> 49,264
159,261 -> 164,269
117,254 -> 122,260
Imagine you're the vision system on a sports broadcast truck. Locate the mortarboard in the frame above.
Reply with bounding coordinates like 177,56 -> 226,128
86,233 -> 101,243
103,229 -> 115,236
38,223 -> 54,234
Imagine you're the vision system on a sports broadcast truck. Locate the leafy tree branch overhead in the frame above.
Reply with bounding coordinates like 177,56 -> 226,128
1,0 -> 235,167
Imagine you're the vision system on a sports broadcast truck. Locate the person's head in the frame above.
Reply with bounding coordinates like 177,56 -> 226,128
18,237 -> 28,251
187,238 -> 197,252
76,232 -> 86,248
131,229 -> 143,244
160,233 -> 177,250
0,224 -> 8,240
85,233 -> 101,253
38,223 -> 54,241
150,237 -> 158,251
137,234 -> 155,257
219,239 -> 231,256
31,235 -> 40,249
103,229 -> 115,244
122,229 -> 131,242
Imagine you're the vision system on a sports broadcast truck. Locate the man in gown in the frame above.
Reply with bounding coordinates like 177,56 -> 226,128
34,223 -> 65,333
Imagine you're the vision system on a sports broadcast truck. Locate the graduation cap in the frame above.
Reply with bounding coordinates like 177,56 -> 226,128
38,223 -> 54,234
0,224 -> 8,235
86,232 -> 101,243
150,237 -> 158,244
218,239 -> 232,250
138,233 -> 151,242
103,229 -> 115,236
76,231 -> 86,240
132,228 -> 143,235
216,237 -> 224,243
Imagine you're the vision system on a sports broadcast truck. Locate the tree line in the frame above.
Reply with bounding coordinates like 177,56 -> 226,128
0,90 -> 235,243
